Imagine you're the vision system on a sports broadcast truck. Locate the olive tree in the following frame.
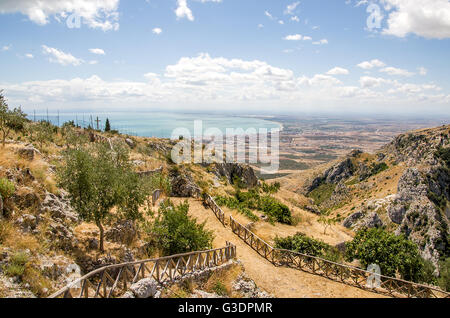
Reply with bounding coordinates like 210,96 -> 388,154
0,92 -> 27,147
58,141 -> 154,252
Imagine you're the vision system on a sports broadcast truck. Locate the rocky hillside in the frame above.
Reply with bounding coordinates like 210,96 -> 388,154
303,125 -> 450,272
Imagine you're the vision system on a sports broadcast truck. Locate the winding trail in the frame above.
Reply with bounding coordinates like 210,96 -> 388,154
171,198 -> 385,298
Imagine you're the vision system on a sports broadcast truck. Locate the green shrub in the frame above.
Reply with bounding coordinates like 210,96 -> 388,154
308,183 -> 336,206
0,178 -> 15,199
212,281 -> 228,296
4,251 -> 29,277
259,196 -> 292,224
435,147 -> 450,167
274,232 -> 341,262
152,200 -> 214,255
215,188 -> 292,224
437,258 -> 450,292
345,228 -> 430,283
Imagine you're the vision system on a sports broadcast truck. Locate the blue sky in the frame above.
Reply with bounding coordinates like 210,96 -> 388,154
0,0 -> 449,116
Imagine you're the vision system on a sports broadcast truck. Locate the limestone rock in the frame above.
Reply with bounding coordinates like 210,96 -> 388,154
41,192 -> 78,223
169,169 -> 199,197
125,138 -> 135,149
343,211 -> 364,228
129,278 -> 158,298
356,212 -> 383,230
17,147 -> 40,161
214,163 -> 258,188
16,214 -> 38,232
105,220 -> 137,245
46,221 -> 77,251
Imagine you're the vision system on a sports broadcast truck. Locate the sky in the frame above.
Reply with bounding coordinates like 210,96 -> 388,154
0,0 -> 449,116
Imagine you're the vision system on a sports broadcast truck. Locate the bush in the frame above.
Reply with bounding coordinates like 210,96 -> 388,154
4,251 -> 29,277
437,258 -> 450,292
345,228 -> 430,283
259,196 -> 292,224
308,183 -> 336,206
216,188 -> 292,224
274,232 -> 341,262
0,178 -> 15,199
435,147 -> 450,167
152,200 -> 214,255
212,281 -> 228,296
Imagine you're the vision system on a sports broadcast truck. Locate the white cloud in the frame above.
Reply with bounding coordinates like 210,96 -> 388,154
380,66 -> 414,77
41,45 -> 83,66
359,76 -> 390,88
0,0 -> 119,31
291,16 -> 299,22
2,45 -> 12,51
89,48 -> 105,55
175,0 -> 194,21
284,2 -> 300,15
356,59 -> 386,69
25,53 -> 33,58
2,53 -> 448,113
302,36 -> 312,41
152,27 -> 162,35
284,34 -> 302,41
326,67 -> 349,75
381,0 -> 450,39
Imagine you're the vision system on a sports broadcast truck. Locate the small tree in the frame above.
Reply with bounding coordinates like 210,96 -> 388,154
152,200 -> 214,255
0,92 -> 27,147
105,118 -> 111,132
58,142 -> 153,252
33,121 -> 54,149
346,228 -> 428,282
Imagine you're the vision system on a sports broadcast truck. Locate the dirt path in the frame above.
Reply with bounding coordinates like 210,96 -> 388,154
172,198 -> 386,298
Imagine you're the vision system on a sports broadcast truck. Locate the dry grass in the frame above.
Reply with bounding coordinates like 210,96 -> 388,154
204,263 -> 242,297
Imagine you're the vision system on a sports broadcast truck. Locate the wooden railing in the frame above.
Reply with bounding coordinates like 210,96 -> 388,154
229,215 -> 449,298
197,194 -> 449,298
192,189 -> 226,226
229,216 -> 276,264
49,243 -> 236,298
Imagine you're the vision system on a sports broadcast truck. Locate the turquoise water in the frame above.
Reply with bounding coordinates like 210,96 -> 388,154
31,111 -> 281,138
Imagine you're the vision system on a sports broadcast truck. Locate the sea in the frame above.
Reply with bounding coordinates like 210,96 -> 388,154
29,111 -> 282,139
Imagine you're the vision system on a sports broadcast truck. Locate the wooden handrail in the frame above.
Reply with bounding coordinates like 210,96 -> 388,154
197,193 -> 449,299
49,243 -> 236,298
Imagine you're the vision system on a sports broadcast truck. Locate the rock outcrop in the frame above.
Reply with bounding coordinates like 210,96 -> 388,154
129,278 -> 159,298
169,169 -> 200,197
41,192 -> 78,223
213,163 -> 258,188
17,147 -> 40,161
105,220 -> 137,245
307,152 -> 359,192
343,211 -> 383,230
